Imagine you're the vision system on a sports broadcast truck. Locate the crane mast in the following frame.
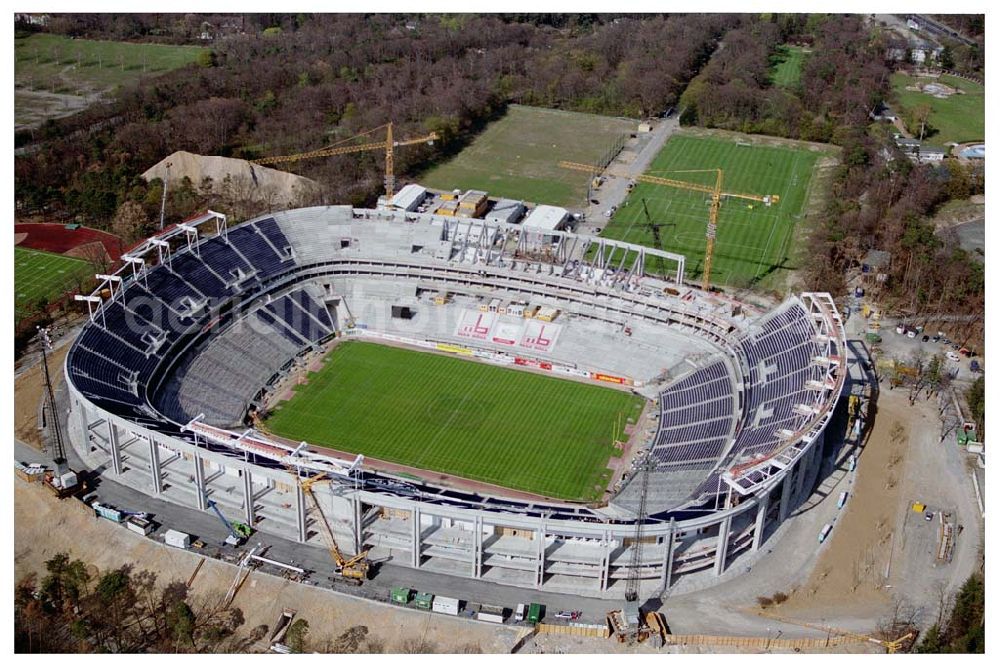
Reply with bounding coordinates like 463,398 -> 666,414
558,161 -> 779,289
254,122 -> 437,200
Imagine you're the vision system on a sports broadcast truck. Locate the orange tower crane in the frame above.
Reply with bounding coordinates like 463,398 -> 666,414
255,122 -> 438,200
559,161 -> 779,290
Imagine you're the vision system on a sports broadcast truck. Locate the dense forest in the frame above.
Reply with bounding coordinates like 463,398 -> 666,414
13,13 -> 985,316
915,573 -> 985,653
15,13 -> 735,231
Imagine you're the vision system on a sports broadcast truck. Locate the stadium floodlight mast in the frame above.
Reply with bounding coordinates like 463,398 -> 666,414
159,160 -> 172,230
74,294 -> 105,326
37,326 -> 68,470
95,273 -> 122,302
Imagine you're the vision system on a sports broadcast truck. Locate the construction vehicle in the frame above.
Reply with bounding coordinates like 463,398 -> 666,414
253,122 -> 438,199
207,499 -> 253,546
559,161 -> 779,290
298,473 -> 371,583
43,469 -> 81,499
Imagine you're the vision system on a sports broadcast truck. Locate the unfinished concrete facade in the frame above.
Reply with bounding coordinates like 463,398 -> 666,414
65,207 -> 845,599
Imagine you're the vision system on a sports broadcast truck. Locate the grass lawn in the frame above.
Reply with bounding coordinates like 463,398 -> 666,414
597,133 -> 820,288
15,247 -> 92,316
419,104 -> 635,207
265,341 -> 645,501
770,45 -> 808,87
891,73 -> 984,144
14,33 -> 207,126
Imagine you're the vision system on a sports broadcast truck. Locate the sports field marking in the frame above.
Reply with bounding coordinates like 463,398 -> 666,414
597,133 -> 822,287
265,340 -> 645,501
14,246 -> 92,315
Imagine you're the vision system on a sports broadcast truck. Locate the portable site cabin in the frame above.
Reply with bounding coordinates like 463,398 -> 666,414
391,587 -> 412,605
536,306 -> 560,322
432,596 -> 460,615
164,529 -> 191,549
507,301 -> 527,317
93,503 -> 125,523
527,603 -> 543,624
485,198 -> 525,225
126,516 -> 153,535
818,524 -> 833,543
390,184 -> 428,212
478,605 -> 507,624
522,205 -> 569,244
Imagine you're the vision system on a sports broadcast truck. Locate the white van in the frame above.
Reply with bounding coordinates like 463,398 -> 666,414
515,603 -> 526,622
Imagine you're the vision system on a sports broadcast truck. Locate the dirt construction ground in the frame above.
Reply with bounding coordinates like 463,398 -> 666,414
14,342 -> 70,450
14,481 -> 520,653
780,386 -> 983,627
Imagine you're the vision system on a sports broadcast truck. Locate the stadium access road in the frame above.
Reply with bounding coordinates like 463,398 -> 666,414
32,372 -> 875,640
574,115 -> 680,237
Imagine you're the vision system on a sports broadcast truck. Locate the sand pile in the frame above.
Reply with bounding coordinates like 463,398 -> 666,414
143,151 -> 320,208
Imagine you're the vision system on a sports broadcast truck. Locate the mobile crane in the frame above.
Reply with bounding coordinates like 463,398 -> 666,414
253,122 -> 438,200
207,499 -> 253,547
559,161 -> 779,290
297,472 -> 371,584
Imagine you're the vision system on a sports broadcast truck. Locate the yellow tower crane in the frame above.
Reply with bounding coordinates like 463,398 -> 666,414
559,161 -> 779,291
254,123 -> 438,200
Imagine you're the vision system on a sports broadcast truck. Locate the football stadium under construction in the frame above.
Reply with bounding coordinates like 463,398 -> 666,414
64,204 -> 846,599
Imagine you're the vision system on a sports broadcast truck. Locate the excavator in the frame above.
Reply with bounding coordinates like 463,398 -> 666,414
297,472 -> 371,584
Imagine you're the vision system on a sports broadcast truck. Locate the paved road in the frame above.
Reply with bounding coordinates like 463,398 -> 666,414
575,116 -> 680,238
952,218 -> 984,260
20,368 -> 860,640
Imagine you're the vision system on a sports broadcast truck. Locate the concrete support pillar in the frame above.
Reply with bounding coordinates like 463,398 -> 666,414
752,493 -> 770,552
600,531 -> 612,592
147,436 -> 162,494
75,401 -> 90,453
242,469 -> 255,526
107,421 -> 123,475
535,523 -> 546,589
795,453 -> 808,498
778,468 -> 794,522
411,507 -> 421,568
713,515 -> 732,576
352,495 -> 363,554
193,453 -> 207,511
295,482 -> 307,543
473,516 -> 483,578
660,518 -> 676,592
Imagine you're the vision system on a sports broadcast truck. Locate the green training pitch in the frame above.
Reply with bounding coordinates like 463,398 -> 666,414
15,247 -> 92,316
419,104 -> 635,207
891,73 -> 984,145
769,45 -> 808,88
265,341 -> 645,501
598,133 -> 821,288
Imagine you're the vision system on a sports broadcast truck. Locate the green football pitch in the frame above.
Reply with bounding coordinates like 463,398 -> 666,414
419,104 -> 635,207
265,341 -> 645,501
598,133 -> 821,288
14,247 -> 92,316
